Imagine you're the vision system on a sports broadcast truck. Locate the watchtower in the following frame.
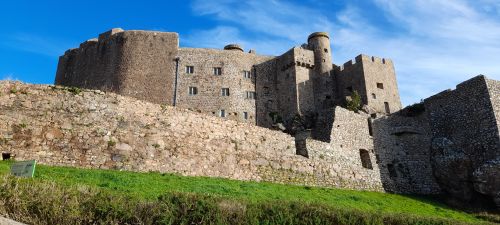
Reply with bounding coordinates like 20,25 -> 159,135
307,32 -> 335,112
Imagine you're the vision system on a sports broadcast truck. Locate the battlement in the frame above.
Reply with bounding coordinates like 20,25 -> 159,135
355,54 -> 393,65
278,47 -> 315,71
335,58 -> 361,72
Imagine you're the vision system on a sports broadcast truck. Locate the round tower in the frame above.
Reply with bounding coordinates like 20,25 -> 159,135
307,32 -> 332,75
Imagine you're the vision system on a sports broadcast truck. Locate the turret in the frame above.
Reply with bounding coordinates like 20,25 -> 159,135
307,32 -> 332,75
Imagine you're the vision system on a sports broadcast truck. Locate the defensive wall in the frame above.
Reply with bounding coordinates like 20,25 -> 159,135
0,82 -> 383,191
423,75 -> 500,206
38,27 -> 500,207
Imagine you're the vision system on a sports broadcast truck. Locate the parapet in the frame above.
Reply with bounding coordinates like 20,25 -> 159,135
355,54 -> 393,65
98,28 -> 124,41
224,44 -> 244,52
307,32 -> 330,41
425,75 -> 488,102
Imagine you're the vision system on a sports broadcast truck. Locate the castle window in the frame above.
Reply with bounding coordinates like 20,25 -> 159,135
286,73 -> 290,78
243,112 -> 248,120
346,86 -> 353,92
243,71 -> 251,79
359,149 -> 373,169
246,91 -> 256,100
384,102 -> 390,114
219,109 -> 226,118
377,83 -> 384,89
324,48 -> 328,53
188,87 -> 198,96
221,88 -> 230,96
186,66 -> 194,74
214,67 -> 222,75
367,118 -> 373,136
372,93 -> 376,99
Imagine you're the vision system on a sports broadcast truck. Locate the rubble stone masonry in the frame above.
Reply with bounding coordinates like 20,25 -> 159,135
0,82 -> 383,191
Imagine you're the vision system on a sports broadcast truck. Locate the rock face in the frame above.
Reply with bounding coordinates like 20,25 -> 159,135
424,76 -> 500,208
473,159 -> 500,207
430,137 -> 474,202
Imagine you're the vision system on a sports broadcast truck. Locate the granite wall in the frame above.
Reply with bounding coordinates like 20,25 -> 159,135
0,81 -> 383,191
424,75 -> 500,206
55,29 -> 179,105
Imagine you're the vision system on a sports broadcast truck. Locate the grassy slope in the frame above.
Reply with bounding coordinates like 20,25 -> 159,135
0,161 -> 487,223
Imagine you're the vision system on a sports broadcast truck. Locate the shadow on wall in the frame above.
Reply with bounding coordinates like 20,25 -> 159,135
372,110 -> 442,196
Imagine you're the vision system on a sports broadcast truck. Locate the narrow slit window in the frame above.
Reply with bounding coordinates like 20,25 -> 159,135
360,149 -> 373,169
384,102 -> 390,114
367,118 -> 373,136
372,93 -> 376,99
243,112 -> 248,120
219,109 -> 226,118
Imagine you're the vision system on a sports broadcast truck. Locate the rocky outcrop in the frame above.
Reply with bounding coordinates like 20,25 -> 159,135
473,159 -> 500,207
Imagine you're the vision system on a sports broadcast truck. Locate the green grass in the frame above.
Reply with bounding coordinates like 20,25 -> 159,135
0,161 -> 493,224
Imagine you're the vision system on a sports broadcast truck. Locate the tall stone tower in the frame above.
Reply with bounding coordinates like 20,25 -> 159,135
308,32 -> 332,75
308,32 -> 334,112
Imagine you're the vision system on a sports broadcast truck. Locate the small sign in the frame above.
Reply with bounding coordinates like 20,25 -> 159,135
10,160 -> 36,178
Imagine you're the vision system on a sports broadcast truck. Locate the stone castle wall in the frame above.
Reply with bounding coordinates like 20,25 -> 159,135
55,29 -> 179,105
0,82 -> 383,191
176,48 -> 272,123
423,75 -> 499,204
334,55 -> 402,114
55,29 -> 404,131
373,112 -> 441,194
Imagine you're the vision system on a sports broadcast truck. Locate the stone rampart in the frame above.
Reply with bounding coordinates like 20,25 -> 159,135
0,82 -> 383,191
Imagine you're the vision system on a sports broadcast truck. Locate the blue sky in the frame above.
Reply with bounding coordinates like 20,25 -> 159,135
1,0 -> 500,105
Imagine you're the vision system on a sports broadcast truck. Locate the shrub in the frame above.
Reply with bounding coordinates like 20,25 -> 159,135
346,90 -> 362,113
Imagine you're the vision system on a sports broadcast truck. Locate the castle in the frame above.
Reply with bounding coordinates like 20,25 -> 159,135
31,28 -> 499,208
55,29 -> 401,132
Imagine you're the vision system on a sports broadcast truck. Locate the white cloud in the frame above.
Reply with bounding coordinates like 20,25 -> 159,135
0,33 -> 70,57
188,0 -> 500,105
